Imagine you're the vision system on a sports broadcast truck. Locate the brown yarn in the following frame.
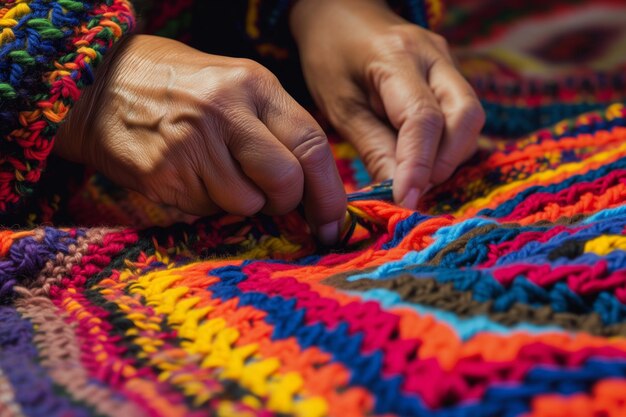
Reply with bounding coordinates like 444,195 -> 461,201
324,273 -> 618,336
0,368 -> 24,417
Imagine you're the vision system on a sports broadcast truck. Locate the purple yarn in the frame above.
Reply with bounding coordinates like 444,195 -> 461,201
0,228 -> 77,300
0,307 -> 91,417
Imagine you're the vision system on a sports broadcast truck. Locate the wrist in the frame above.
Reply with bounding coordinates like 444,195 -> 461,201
289,0 -> 392,47
54,35 -> 134,164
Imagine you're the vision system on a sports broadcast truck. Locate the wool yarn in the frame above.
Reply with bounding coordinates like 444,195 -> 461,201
2,102 -> 626,417
0,0 -> 133,211
2,0 -> 626,416
443,0 -> 626,138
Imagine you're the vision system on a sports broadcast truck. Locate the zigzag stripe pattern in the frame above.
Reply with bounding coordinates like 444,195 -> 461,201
0,1 -> 625,416
0,103 -> 623,416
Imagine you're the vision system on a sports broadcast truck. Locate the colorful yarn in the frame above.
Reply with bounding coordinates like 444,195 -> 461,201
0,0 -> 134,211
442,0 -> 626,137
0,99 -> 624,416
2,1 -> 626,416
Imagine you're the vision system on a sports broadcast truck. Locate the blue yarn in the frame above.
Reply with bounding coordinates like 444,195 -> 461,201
478,156 -> 626,218
383,212 -> 432,250
406,0 -> 428,28
349,261 -> 626,325
583,205 -> 626,223
351,158 -> 372,189
206,265 -> 432,416
206,265 -> 581,417
482,100 -> 616,137
349,217 -> 496,281
355,288 -> 566,340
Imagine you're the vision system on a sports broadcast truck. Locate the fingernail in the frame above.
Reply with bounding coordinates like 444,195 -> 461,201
401,188 -> 421,209
317,221 -> 340,246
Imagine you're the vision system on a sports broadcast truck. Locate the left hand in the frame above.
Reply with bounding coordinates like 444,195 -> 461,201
289,0 -> 485,208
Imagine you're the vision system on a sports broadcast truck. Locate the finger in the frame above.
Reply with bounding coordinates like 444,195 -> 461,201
332,96 -> 398,182
428,61 -> 485,185
195,124 -> 267,217
427,32 -> 456,64
227,115 -> 305,215
141,160 -> 221,216
171,175 -> 222,216
377,59 -> 445,209
259,90 -> 347,245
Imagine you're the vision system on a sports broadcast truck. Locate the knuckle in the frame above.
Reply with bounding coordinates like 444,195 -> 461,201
430,33 -> 449,51
237,59 -> 278,89
407,103 -> 445,132
459,98 -> 486,131
374,25 -> 423,54
292,130 -> 333,171
210,58 -> 279,101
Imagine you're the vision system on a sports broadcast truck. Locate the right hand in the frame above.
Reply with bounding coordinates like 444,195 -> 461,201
55,35 -> 346,244
290,0 -> 485,209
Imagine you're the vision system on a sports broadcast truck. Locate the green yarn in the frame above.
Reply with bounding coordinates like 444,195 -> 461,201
9,51 -> 36,66
26,19 -> 65,39
0,83 -> 18,100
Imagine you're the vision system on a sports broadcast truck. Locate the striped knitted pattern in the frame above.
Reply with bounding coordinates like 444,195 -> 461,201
0,103 -> 624,417
2,1 -> 626,417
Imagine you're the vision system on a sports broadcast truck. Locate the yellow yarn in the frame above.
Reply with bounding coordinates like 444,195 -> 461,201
585,235 -> 626,256
455,139 -> 626,216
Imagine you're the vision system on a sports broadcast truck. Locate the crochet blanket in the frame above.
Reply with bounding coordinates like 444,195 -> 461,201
2,1 -> 626,416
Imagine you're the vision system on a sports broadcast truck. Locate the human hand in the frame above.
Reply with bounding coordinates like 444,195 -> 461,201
290,0 -> 485,208
55,35 -> 346,244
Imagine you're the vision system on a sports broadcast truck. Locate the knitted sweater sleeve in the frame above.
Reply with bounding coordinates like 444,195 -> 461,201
0,0 -> 134,212
244,0 -> 445,58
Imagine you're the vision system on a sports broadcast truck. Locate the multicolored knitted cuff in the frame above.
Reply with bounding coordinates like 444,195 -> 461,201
0,0 -> 135,211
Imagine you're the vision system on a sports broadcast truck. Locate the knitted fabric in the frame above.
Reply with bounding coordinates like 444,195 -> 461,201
0,0 -> 134,211
441,0 -> 626,138
2,1 -> 626,417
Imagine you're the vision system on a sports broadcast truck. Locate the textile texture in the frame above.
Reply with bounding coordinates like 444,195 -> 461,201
2,1 -> 626,417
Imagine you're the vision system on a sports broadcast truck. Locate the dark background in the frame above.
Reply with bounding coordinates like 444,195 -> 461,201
187,2 -> 312,106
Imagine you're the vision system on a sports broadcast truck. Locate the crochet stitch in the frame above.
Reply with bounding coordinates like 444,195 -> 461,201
1,0 -> 626,416
3,102 -> 626,417
0,0 -> 134,210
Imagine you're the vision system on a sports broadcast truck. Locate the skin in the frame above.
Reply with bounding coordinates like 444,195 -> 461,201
55,35 -> 347,244
290,0 -> 486,207
54,0 -> 484,243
